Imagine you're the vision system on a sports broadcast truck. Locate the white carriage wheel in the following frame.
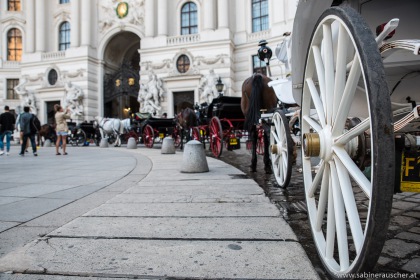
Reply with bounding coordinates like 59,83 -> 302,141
270,109 -> 292,188
301,6 -> 394,277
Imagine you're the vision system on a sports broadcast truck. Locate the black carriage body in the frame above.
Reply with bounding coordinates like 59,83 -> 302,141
140,117 -> 177,137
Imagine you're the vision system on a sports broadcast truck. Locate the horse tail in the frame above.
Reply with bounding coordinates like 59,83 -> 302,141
244,74 -> 263,132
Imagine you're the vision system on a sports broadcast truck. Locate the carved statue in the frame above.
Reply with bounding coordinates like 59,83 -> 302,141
99,0 -> 118,32
137,72 -> 165,115
14,78 -> 38,115
199,69 -> 218,104
63,82 -> 84,117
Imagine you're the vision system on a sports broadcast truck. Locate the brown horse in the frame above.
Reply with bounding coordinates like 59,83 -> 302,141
241,73 -> 278,173
176,107 -> 198,149
38,124 -> 56,146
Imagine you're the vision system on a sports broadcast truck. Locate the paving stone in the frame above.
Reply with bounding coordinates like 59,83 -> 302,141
377,256 -> 393,266
403,211 -> 420,219
382,239 -> 420,258
402,258 -> 420,274
396,232 -> 420,243
392,201 -> 418,210
390,215 -> 418,227
409,227 -> 420,234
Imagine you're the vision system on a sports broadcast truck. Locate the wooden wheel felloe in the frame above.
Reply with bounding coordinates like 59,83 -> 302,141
301,6 -> 394,278
142,124 -> 154,148
270,109 -> 293,188
210,116 -> 223,158
192,127 -> 201,142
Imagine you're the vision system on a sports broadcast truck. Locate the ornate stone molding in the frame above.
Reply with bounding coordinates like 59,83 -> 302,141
195,54 -> 228,66
99,0 -> 145,33
62,69 -> 85,79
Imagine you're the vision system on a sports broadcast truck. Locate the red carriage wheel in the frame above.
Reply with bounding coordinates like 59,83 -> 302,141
256,127 -> 264,155
172,125 -> 182,148
192,127 -> 201,142
142,124 -> 154,148
124,130 -> 139,144
210,116 -> 223,158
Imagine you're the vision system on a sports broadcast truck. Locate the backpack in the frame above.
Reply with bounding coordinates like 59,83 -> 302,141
30,114 -> 41,134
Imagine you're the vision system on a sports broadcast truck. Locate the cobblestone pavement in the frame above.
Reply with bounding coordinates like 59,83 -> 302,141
213,145 -> 420,280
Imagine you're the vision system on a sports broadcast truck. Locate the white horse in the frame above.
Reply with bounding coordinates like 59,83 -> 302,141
93,116 -> 124,147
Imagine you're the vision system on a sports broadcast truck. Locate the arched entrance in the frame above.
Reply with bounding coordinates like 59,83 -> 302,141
103,31 -> 140,119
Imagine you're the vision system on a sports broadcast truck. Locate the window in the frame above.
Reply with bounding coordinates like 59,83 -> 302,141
181,2 -> 198,35
7,28 -> 22,61
252,55 -> 267,75
48,69 -> 58,86
7,79 -> 19,99
59,22 -> 71,50
176,55 -> 190,73
59,0 -> 70,3
8,0 -> 21,11
252,0 -> 269,32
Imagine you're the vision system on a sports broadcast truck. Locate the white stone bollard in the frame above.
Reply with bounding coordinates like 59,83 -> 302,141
161,137 -> 176,154
127,137 -> 137,149
44,139 -> 52,147
181,140 -> 209,173
100,138 -> 109,148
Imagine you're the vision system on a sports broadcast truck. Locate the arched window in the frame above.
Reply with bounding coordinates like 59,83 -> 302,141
8,0 -> 21,11
176,55 -> 190,73
7,28 -> 22,61
181,2 -> 197,35
59,22 -> 71,50
252,0 -> 269,33
59,0 -> 70,3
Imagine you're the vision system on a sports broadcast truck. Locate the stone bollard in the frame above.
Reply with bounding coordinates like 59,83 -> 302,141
181,140 -> 209,173
100,138 -> 109,148
161,137 -> 176,154
44,139 -> 52,147
127,137 -> 137,149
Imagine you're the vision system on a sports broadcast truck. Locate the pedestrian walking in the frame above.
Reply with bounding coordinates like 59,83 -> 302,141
19,106 -> 37,156
54,104 -> 70,155
0,105 -> 16,156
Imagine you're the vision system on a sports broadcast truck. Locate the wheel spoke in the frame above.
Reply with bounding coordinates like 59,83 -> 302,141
330,161 -> 350,270
325,177 -> 335,260
302,115 -> 323,132
332,54 -> 362,136
271,129 -> 281,144
316,163 -> 330,231
308,160 -> 325,197
333,146 -> 372,198
333,24 -> 350,123
334,118 -> 370,146
305,78 -> 326,128
334,155 -> 364,254
312,46 -> 327,114
322,23 -> 335,125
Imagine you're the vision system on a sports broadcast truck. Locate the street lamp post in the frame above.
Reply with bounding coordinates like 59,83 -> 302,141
216,77 -> 224,97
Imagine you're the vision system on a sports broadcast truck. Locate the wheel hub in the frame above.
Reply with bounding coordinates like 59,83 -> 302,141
303,125 -> 333,161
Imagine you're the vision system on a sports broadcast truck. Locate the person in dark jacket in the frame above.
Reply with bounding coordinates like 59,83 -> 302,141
0,105 -> 16,156
19,106 -> 37,156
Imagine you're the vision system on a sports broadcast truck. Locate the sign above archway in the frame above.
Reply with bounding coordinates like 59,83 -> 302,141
116,2 -> 129,18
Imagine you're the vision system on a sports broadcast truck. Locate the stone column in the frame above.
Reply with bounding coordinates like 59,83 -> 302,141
35,3 -> 45,52
157,0 -> 167,36
81,0 -> 91,46
70,0 -> 80,48
217,0 -> 229,29
203,0 -> 215,30
97,62 -> 105,117
25,0 -> 35,53
145,0 -> 154,37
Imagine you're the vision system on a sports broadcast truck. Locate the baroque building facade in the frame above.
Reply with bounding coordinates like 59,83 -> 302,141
0,0 -> 297,124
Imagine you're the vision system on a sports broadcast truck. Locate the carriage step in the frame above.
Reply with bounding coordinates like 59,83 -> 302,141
380,39 -> 420,55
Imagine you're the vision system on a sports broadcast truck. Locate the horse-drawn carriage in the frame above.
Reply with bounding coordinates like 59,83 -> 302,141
134,113 -> 181,148
196,96 -> 246,158
258,0 -> 420,278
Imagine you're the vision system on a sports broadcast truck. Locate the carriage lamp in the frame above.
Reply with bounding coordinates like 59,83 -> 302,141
216,77 -> 224,97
